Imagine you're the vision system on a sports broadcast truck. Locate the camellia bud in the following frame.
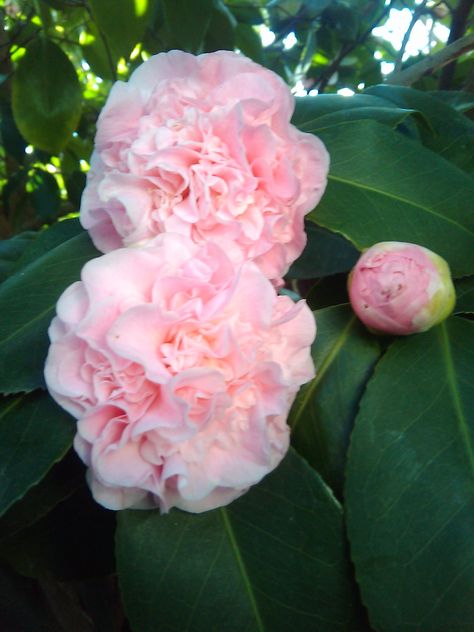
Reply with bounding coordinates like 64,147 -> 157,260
348,241 -> 455,335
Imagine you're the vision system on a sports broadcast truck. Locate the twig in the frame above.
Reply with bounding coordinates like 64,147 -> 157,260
386,31 -> 474,85
83,1 -> 117,81
438,0 -> 474,89
310,0 -> 393,93
394,0 -> 429,72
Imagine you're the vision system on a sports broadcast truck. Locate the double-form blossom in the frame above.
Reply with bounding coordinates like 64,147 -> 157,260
45,235 -> 315,513
80,50 -> 329,284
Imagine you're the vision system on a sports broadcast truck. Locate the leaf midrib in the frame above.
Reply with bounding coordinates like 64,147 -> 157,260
290,314 -> 356,434
438,321 -> 474,476
327,174 -> 474,238
220,508 -> 265,632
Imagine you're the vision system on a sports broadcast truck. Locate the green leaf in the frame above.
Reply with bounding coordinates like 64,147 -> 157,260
366,85 -> 474,176
454,276 -> 474,314
287,223 -> 359,279
429,90 -> 474,113
310,120 -> 474,277
12,218 -> 83,273
88,0 -> 152,61
81,22 -> 116,81
305,106 -> 417,131
293,94 -> 388,126
0,486 -> 116,580
162,0 -> 214,53
12,38 -> 82,154
0,101 -> 26,163
293,94 -> 417,132
306,274 -> 350,311
290,305 -> 381,497
0,231 -> 100,394
235,24 -> 264,63
0,451 -> 82,542
117,448 -> 361,632
0,231 -> 36,284
345,317 -> 474,631
203,1 -> 236,52
65,171 -> 87,209
29,169 -> 60,223
0,391 -> 74,517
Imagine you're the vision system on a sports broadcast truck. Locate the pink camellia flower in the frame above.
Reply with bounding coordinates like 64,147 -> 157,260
348,241 -> 455,335
80,50 -> 329,284
44,234 -> 315,513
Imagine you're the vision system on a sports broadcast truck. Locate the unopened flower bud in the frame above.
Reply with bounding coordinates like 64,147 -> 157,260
348,241 -> 455,335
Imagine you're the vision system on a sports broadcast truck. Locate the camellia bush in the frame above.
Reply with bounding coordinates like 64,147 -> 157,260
0,1 -> 473,631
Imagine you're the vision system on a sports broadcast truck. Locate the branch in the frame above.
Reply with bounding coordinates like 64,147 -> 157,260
310,1 -> 393,93
438,0 -> 474,89
386,31 -> 474,85
394,0 -> 429,72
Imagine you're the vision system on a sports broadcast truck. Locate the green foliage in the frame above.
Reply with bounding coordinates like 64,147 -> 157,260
1,1 -> 473,630
88,0 -> 153,62
346,318 -> 474,631
0,392 -> 74,517
455,276 -> 474,314
290,305 -> 381,497
117,449 -> 361,632
287,223 -> 359,279
311,119 -> 474,277
0,227 -> 99,393
162,0 -> 214,52
12,38 -> 82,154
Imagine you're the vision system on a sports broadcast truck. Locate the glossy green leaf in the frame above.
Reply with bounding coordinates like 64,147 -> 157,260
305,106 -> 417,131
162,0 -> 214,53
117,448 -> 361,632
88,0 -> 152,61
0,231 -> 36,284
310,120 -> 474,277
12,218 -> 83,273
454,276 -> 474,314
0,391 -> 74,517
287,223 -> 359,279
0,451 -> 82,542
293,95 -> 418,132
346,317 -> 474,631
0,231 -> 100,394
293,93 -> 403,127
12,38 -> 82,154
290,305 -> 381,497
366,84 -> 474,176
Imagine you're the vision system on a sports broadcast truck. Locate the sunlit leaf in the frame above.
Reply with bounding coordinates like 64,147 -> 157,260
12,38 -> 82,154
311,120 -> 474,277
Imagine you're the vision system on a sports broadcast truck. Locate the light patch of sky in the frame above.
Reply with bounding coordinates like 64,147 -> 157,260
259,24 -> 276,47
283,32 -> 297,50
260,9 -> 450,93
372,8 -> 449,61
